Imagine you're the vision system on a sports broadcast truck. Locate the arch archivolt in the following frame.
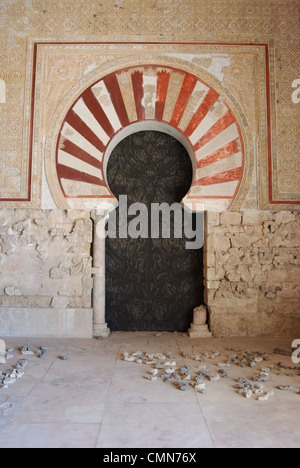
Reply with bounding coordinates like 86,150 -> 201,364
45,56 -> 252,212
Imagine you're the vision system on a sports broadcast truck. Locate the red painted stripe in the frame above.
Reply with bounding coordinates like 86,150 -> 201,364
131,71 -> 145,121
185,88 -> 220,137
104,74 -> 130,127
196,139 -> 241,169
194,112 -> 236,151
60,138 -> 102,170
155,70 -> 170,121
65,109 -> 106,153
57,163 -> 105,186
194,167 -> 243,186
170,74 -> 197,127
83,88 -> 114,137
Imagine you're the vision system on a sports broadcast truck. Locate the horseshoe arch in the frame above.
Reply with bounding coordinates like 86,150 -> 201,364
46,64 -> 247,212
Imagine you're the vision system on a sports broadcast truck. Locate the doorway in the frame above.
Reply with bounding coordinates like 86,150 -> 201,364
105,131 -> 204,331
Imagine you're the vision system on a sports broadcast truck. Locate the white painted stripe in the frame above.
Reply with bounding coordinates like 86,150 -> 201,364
61,122 -> 104,162
58,149 -> 103,180
190,180 -> 238,197
195,123 -> 240,161
190,98 -> 228,145
61,179 -> 110,197
162,72 -> 185,122
92,81 -> 122,132
116,72 -> 138,123
178,81 -> 209,132
196,151 -> 242,179
142,74 -> 158,120
73,98 -> 110,146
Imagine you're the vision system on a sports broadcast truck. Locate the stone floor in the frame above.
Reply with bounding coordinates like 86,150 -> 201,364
0,333 -> 299,448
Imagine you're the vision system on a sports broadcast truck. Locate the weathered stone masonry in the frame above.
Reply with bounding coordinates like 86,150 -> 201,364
205,211 -> 300,336
0,210 -> 93,337
1,208 -> 299,337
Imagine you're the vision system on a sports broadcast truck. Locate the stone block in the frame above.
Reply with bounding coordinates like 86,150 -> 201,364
214,235 -> 231,251
242,212 -> 273,226
206,252 -> 215,267
188,324 -> 212,338
0,339 -> 6,364
206,280 -> 221,290
0,307 -> 93,338
220,212 -> 242,226
206,267 -> 225,281
206,212 -> 219,225
274,212 -> 296,226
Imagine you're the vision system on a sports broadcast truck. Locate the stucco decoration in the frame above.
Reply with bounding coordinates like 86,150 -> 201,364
36,43 -> 267,212
49,64 -> 246,212
0,1 -> 299,210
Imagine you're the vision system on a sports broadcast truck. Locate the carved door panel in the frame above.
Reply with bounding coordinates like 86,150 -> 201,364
106,131 -> 204,331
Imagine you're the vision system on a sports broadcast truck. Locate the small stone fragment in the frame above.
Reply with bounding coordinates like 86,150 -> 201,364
155,353 -> 166,360
218,362 -> 231,368
253,373 -> 270,382
145,375 -> 157,381
254,384 -> 265,395
124,356 -> 136,362
278,385 -> 294,392
179,367 -> 189,376
195,382 -> 206,394
58,355 -> 68,361
165,368 -> 176,375
16,359 -> 28,370
164,361 -> 176,367
3,378 -> 16,385
146,353 -> 155,359
258,393 -> 269,401
218,369 -> 229,379
210,375 -> 220,382
179,383 -> 188,392
19,345 -> 34,356
36,347 -> 47,359
274,348 -> 292,356
199,370 -> 210,380
167,353 -> 175,360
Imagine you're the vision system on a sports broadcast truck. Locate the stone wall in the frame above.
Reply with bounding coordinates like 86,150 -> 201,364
0,209 -> 93,337
205,211 -> 300,337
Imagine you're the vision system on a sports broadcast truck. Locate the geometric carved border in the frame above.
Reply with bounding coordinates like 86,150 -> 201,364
4,40 -> 292,210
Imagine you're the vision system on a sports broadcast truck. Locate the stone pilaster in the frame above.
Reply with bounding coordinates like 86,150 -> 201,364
91,210 -> 111,338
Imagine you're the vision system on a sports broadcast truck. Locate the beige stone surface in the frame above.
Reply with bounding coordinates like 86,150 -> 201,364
0,338 -> 5,364
0,334 -> 299,448
0,307 -> 93,338
0,210 -> 93,310
206,211 -> 300,336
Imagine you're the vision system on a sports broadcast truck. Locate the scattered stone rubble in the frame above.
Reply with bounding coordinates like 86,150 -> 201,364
122,344 -> 300,400
0,343 -> 64,391
0,359 -> 28,389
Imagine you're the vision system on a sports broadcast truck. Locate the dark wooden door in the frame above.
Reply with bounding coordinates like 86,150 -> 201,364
105,131 -> 203,331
